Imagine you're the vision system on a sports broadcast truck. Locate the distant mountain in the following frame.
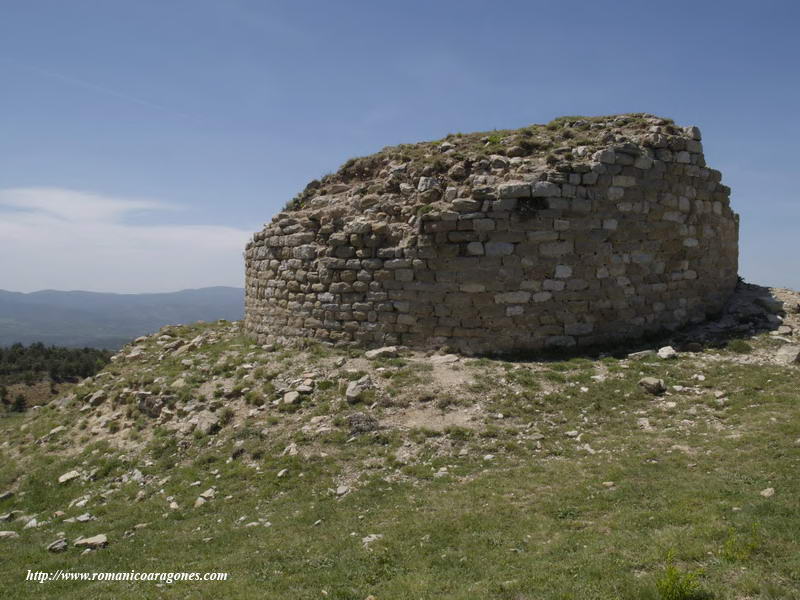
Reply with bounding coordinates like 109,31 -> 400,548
0,287 -> 244,349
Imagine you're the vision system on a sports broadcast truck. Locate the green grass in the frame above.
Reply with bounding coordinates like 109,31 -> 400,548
0,323 -> 798,599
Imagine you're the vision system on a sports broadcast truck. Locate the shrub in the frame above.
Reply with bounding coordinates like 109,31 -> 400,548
655,553 -> 709,600
11,394 -> 27,413
727,339 -> 752,354
219,407 -> 235,426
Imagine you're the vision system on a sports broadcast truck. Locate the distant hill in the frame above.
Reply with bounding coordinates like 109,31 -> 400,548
0,287 -> 244,349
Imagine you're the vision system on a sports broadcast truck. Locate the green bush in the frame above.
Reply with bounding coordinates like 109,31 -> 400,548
655,553 -> 710,600
727,339 -> 753,354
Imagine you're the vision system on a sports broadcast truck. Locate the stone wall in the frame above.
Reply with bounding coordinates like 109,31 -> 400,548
244,120 -> 739,354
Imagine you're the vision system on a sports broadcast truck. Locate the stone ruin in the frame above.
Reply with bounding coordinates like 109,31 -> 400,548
244,113 -> 739,354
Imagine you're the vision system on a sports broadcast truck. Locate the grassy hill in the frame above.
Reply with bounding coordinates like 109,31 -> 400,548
0,287 -> 244,349
0,287 -> 798,599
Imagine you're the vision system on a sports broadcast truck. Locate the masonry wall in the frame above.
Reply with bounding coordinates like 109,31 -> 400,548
244,133 -> 739,354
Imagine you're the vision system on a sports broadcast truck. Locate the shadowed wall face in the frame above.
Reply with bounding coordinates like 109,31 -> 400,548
244,118 -> 739,354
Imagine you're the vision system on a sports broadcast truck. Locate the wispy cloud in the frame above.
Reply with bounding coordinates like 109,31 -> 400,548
0,57 -> 192,119
0,188 -> 250,293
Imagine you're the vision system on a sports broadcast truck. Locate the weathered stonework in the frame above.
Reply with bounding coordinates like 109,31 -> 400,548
244,114 -> 739,354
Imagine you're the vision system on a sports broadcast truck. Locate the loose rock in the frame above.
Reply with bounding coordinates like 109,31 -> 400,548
47,538 -> 68,553
639,377 -> 667,395
657,346 -> 678,359
74,534 -> 108,549
776,345 -> 800,365
365,346 -> 398,360
58,470 -> 81,484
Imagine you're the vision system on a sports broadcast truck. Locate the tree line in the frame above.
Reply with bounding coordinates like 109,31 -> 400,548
0,342 -> 111,388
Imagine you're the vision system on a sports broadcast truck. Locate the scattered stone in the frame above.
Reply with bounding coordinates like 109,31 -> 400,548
637,418 -> 654,431
191,411 -> 221,436
627,349 -> 655,359
0,531 -> 19,539
639,377 -> 667,395
283,391 -> 301,405
336,485 -> 350,497
24,518 -> 39,529
565,430 -> 579,438
200,488 -> 216,500
74,534 -> 108,549
365,346 -> 398,360
361,533 -> 383,548
657,346 -> 678,359
277,469 -> 289,478
75,513 -> 95,523
47,538 -> 68,553
345,376 -> 372,404
194,497 -> 207,508
58,470 -> 81,484
602,481 -> 615,488
430,354 -> 459,365
88,390 -> 106,407
0,491 -> 14,501
760,487 -> 775,498
281,443 -> 299,457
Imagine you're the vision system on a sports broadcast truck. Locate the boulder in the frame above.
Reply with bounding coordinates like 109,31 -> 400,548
47,538 -> 68,553
345,376 -> 372,404
657,346 -> 678,359
639,377 -> 667,395
365,346 -> 399,360
58,470 -> 81,484
191,411 -> 221,435
88,390 -> 106,407
74,534 -> 108,549
283,391 -> 301,405
776,345 -> 800,365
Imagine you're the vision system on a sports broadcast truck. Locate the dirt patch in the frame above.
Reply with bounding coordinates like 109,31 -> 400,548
383,405 -> 482,431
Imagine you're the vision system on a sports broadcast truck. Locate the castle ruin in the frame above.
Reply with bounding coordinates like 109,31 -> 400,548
244,114 -> 739,354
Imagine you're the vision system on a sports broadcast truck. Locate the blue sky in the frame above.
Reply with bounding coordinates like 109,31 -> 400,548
1,0 -> 797,292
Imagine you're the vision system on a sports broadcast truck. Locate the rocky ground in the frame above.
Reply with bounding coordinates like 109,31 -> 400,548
0,282 -> 798,599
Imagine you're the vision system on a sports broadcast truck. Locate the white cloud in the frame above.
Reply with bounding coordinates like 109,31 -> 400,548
0,187 -> 251,293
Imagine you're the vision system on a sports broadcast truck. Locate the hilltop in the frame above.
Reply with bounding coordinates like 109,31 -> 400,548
0,282 -> 798,598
